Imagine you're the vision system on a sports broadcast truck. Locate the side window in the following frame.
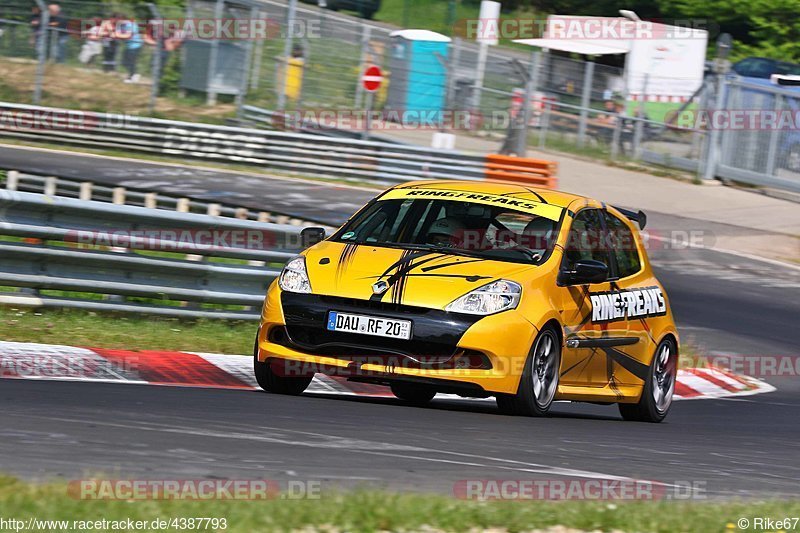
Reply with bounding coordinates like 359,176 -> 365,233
604,212 -> 642,278
563,209 -> 609,270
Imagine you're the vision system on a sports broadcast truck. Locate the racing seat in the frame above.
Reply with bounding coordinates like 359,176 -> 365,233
522,217 -> 557,253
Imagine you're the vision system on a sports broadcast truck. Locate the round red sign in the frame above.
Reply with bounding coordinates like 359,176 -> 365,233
361,65 -> 383,92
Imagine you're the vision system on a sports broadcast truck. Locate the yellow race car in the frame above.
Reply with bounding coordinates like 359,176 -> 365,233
255,180 -> 680,422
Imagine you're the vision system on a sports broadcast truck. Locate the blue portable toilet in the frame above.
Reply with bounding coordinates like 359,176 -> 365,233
386,30 -> 451,123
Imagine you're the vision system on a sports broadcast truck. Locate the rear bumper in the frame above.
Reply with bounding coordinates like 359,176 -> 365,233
257,285 -> 538,395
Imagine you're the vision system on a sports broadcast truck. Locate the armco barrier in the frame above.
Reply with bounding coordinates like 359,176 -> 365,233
0,102 -> 486,184
484,154 -> 558,188
0,190 -> 309,320
0,102 -> 558,189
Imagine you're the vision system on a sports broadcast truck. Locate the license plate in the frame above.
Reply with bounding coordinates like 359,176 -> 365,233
326,311 -> 412,340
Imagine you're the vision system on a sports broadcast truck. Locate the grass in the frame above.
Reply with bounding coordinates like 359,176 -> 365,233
0,475 -> 798,532
0,58 -> 236,123
0,306 -> 255,354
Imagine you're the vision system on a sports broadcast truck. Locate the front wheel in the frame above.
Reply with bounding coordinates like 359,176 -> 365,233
496,326 -> 561,416
391,382 -> 436,405
253,336 -> 312,395
618,337 -> 677,423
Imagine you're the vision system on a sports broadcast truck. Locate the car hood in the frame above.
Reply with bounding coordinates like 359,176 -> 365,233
302,241 -> 537,309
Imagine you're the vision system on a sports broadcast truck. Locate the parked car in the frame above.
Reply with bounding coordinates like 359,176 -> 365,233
300,0 -> 381,19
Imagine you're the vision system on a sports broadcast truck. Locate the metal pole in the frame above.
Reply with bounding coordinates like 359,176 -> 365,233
703,67 -> 728,181
205,0 -> 225,105
632,73 -> 649,159
515,49 -> 540,157
354,23 -> 371,108
445,37 -> 461,110
148,4 -> 162,115
250,9 -> 264,90
364,90 -> 374,141
471,41 -> 488,110
33,0 -> 49,104
765,94 -> 782,176
236,7 -> 258,112
276,0 -> 298,110
576,60 -> 594,147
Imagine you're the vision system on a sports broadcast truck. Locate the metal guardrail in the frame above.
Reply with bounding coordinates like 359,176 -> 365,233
2,169 -> 325,228
0,102 -> 487,184
0,190 -> 311,320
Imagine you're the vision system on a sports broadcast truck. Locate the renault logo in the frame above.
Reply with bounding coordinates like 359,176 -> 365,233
372,280 -> 389,295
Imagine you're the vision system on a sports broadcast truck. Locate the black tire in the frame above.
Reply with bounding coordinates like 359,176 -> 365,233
253,336 -> 312,395
496,326 -> 561,416
390,382 -> 436,405
618,337 -> 677,423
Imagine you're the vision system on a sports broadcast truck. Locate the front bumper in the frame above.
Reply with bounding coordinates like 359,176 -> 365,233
257,286 -> 538,395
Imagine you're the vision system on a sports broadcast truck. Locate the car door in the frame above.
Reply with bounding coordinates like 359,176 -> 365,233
557,208 -> 628,388
601,210 -> 662,385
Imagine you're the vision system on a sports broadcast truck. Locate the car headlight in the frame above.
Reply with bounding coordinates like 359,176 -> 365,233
445,279 -> 522,315
279,256 -> 311,294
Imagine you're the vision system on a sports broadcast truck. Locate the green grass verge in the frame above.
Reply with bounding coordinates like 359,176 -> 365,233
0,475 -> 797,532
0,306 -> 255,354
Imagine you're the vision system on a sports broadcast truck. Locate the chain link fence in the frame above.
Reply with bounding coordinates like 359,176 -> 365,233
1,0 -> 799,193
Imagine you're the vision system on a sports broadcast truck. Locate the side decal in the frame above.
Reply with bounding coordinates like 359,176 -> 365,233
589,286 -> 667,323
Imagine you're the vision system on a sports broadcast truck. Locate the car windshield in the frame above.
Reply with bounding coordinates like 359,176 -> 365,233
332,197 -> 563,264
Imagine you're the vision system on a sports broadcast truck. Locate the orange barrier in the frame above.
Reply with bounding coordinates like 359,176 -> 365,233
484,154 -> 558,188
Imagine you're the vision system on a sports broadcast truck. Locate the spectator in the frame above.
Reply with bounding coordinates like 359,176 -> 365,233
117,15 -> 143,82
29,6 -> 41,47
47,3 -> 68,63
100,14 -> 119,72
78,17 -> 103,65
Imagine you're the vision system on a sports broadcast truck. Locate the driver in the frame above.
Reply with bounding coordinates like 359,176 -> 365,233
424,217 -> 466,248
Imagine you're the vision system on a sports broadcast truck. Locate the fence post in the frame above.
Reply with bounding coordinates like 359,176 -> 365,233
33,0 -> 49,105
236,6 -> 258,113
576,60 -> 594,148
6,170 -> 19,190
354,23 -> 372,109
250,9 -> 264,90
44,176 -> 57,196
702,72 -> 728,181
515,49 -> 540,157
765,94 -> 782,176
79,182 -> 92,201
445,37 -> 461,111
276,0 -> 298,111
148,4 -> 162,115
205,0 -> 225,105
632,73 -> 649,159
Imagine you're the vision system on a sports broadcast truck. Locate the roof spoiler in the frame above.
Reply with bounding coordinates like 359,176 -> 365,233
613,206 -> 647,230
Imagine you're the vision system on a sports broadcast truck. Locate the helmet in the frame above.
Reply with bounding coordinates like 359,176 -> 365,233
425,217 -> 466,247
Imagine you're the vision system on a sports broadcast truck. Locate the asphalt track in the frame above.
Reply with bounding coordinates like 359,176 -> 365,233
1,145 -> 799,497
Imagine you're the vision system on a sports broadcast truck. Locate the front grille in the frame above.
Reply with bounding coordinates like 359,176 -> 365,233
279,293 -> 483,361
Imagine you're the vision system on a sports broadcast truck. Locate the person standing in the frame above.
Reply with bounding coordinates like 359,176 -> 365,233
117,14 -> 142,82
100,13 -> 119,72
47,3 -> 68,63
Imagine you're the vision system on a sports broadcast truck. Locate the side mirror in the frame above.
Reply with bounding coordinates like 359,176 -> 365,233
558,259 -> 609,286
301,226 -> 326,248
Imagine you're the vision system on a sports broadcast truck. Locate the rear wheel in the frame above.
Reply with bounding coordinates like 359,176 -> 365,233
618,337 -> 677,423
253,336 -> 312,395
496,326 -> 560,416
390,382 -> 436,405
